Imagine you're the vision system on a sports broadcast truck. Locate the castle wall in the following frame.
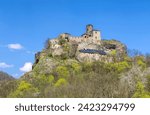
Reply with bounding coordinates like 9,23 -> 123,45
69,36 -> 83,43
92,31 -> 101,41
56,25 -> 101,45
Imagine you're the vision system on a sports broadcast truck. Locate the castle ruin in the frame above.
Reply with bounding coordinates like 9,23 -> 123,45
59,24 -> 101,44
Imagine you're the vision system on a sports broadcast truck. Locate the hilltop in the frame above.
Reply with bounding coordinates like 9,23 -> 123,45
0,71 -> 14,81
33,24 -> 127,66
0,71 -> 15,97
1,24 -> 150,98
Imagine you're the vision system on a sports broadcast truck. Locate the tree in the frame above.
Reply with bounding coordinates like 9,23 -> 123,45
132,81 -> 150,98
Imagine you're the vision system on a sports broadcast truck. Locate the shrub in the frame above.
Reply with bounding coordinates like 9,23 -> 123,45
9,81 -> 38,98
82,62 -> 93,72
58,38 -> 66,45
71,62 -> 82,73
47,75 -> 55,83
55,66 -> 69,79
132,81 -> 150,98
54,78 -> 67,87
110,50 -> 117,56
105,61 -> 130,73
134,56 -> 146,69
137,59 -> 146,69
146,75 -> 150,92
60,53 -> 69,60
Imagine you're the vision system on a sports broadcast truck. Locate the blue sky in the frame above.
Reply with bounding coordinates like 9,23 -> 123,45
0,0 -> 150,78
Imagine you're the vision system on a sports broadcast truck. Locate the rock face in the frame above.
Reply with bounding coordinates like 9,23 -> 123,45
33,25 -> 127,68
33,39 -> 126,66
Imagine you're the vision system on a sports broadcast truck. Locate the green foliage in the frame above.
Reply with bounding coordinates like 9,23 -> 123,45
137,59 -> 146,69
55,66 -> 69,79
146,75 -> 150,92
47,75 -> 55,83
38,74 -> 54,85
110,50 -> 117,56
63,43 -> 70,52
82,62 -> 93,72
48,53 -> 52,57
9,81 -> 39,98
71,62 -> 82,73
124,56 -> 132,62
105,61 -> 131,73
134,56 -> 146,69
0,80 -> 17,97
68,44 -> 78,58
60,53 -> 69,60
17,81 -> 31,91
31,74 -> 54,90
132,81 -> 150,98
58,38 -> 66,45
54,78 -> 67,87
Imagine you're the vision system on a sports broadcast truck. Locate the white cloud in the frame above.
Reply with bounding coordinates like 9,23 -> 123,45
0,62 -> 13,68
7,43 -> 23,50
20,62 -> 32,73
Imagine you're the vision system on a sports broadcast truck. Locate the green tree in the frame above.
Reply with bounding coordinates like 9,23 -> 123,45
132,81 -> 150,98
8,81 -> 39,98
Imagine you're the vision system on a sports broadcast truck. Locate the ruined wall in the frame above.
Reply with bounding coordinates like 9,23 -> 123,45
69,36 -> 83,43
92,31 -> 101,41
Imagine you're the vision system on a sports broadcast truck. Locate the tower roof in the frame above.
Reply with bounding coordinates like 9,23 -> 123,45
86,24 -> 93,27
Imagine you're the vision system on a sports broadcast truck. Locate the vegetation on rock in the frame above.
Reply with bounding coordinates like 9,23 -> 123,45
1,39 -> 150,98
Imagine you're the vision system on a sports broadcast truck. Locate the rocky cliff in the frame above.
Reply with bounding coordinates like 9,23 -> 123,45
33,38 -> 127,69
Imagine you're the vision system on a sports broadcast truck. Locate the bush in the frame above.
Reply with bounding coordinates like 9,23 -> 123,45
132,81 -> 150,98
82,62 -> 93,72
9,81 -> 39,98
58,38 -> 66,45
137,59 -> 146,69
60,53 -> 69,60
146,75 -> 150,92
54,78 -> 67,87
134,56 -> 146,69
71,62 -> 82,73
55,66 -> 69,79
110,50 -> 117,56
105,61 -> 131,73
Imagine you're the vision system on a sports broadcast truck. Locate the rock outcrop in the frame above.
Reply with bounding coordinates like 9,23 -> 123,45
32,25 -> 127,71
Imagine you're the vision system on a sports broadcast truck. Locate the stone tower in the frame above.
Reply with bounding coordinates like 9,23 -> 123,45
86,24 -> 93,33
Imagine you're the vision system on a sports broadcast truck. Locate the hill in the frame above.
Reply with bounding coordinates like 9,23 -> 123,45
0,71 -> 14,81
0,71 -> 16,97
1,24 -> 150,98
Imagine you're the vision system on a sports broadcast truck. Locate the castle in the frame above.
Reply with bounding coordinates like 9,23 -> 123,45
33,24 -> 127,66
58,24 -> 101,44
